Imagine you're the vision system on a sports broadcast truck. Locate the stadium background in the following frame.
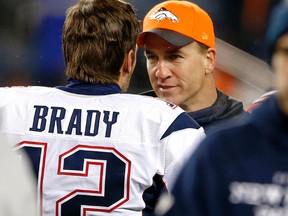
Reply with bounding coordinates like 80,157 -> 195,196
0,0 -> 279,108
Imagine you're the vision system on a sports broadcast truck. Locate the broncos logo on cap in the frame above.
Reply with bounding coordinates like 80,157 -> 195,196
149,7 -> 179,23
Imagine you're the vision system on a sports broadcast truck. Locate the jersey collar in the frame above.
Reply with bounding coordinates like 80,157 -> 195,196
56,78 -> 123,95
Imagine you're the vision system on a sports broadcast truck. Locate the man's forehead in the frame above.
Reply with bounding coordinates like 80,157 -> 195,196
144,45 -> 182,55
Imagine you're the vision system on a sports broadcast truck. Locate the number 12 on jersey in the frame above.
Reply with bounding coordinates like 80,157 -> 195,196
17,141 -> 131,216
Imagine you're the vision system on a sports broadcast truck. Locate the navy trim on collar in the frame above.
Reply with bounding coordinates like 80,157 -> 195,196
56,78 -> 122,95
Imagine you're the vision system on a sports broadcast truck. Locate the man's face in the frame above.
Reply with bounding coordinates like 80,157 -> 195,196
144,34 -> 208,110
272,33 -> 288,95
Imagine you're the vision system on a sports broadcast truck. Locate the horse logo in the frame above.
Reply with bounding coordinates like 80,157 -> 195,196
149,7 -> 179,23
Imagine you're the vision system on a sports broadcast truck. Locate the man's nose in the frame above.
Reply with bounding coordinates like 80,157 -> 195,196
155,60 -> 171,79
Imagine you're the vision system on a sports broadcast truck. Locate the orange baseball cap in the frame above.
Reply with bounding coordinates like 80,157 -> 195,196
137,1 -> 215,48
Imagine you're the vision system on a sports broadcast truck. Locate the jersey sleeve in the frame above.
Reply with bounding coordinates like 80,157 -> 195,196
159,112 -> 206,190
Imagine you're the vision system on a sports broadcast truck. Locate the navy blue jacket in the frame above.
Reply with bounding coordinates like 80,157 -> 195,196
141,89 -> 245,134
160,95 -> 288,216
188,89 -> 245,134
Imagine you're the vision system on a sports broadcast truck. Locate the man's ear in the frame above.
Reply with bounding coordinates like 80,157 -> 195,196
122,49 -> 136,75
118,49 -> 136,92
205,48 -> 216,74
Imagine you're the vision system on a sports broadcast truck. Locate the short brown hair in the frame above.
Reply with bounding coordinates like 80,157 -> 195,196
62,0 -> 140,84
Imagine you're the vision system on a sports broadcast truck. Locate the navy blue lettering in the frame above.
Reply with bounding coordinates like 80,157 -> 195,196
103,111 -> 119,137
29,105 -> 48,132
65,109 -> 82,135
84,110 -> 101,136
29,106 -> 119,137
49,107 -> 66,134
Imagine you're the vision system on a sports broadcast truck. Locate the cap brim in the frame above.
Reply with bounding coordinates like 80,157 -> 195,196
137,29 -> 194,48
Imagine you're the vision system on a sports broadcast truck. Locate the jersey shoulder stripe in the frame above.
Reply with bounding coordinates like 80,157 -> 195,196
160,112 -> 200,140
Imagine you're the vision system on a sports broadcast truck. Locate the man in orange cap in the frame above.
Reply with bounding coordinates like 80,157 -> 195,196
138,1 -> 245,215
138,1 -> 245,134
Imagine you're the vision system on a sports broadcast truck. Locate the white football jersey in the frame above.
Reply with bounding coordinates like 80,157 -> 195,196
0,83 -> 205,216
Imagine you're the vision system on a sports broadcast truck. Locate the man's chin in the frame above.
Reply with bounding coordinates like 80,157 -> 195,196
157,93 -> 180,105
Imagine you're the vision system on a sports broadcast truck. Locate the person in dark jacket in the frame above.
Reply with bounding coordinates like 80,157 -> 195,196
138,1 -> 245,135
156,1 -> 288,215
137,1 -> 245,215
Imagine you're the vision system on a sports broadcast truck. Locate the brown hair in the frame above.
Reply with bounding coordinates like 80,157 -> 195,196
62,0 -> 140,84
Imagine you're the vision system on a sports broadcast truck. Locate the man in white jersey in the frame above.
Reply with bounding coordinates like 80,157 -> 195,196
0,0 -> 205,215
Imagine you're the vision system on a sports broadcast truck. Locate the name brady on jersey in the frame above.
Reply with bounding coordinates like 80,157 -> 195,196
30,105 -> 119,137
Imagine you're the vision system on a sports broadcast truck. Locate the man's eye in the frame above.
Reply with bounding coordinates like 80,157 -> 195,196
146,55 -> 157,61
169,55 -> 180,60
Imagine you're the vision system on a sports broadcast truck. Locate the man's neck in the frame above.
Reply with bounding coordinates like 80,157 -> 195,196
182,88 -> 218,112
